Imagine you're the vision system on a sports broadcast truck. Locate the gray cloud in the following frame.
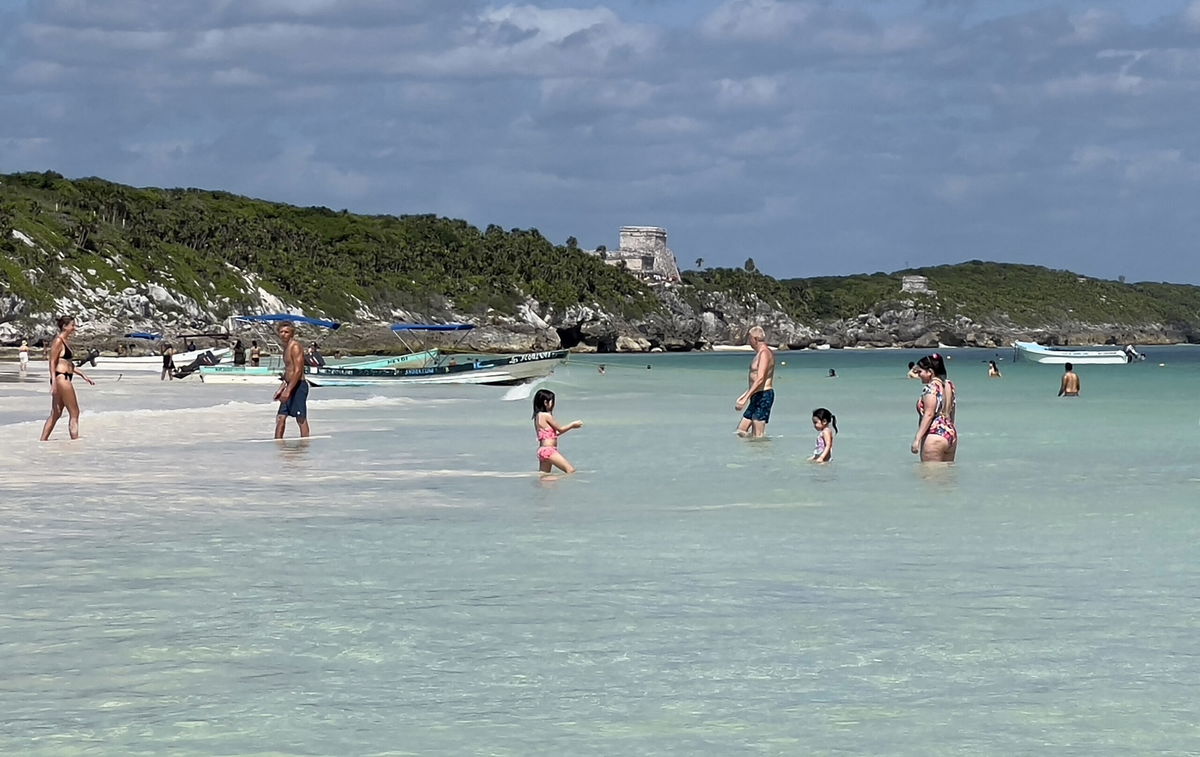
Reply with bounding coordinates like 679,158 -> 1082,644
1,0 -> 1198,283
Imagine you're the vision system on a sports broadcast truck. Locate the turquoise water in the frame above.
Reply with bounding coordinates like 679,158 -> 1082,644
1,347 -> 1198,755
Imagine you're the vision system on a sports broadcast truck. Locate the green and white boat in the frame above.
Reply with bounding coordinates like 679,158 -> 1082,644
196,315 -> 436,385
308,324 -> 567,387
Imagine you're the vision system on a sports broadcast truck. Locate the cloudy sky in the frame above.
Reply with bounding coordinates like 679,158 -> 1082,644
3,0 -> 1199,284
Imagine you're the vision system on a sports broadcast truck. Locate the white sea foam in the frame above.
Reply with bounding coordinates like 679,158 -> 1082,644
307,394 -> 429,409
82,399 -> 268,418
501,378 -> 546,402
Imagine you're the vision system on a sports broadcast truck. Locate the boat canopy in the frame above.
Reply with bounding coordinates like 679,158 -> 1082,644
123,332 -> 162,340
236,314 -> 341,330
390,323 -> 475,332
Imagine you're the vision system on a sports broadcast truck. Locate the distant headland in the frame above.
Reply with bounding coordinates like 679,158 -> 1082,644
2,171 -> 1198,352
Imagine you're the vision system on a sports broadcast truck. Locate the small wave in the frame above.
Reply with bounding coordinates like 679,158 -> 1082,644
501,378 -> 548,402
83,400 -> 268,419
348,468 -> 532,481
307,395 -> 426,409
0,399 -> 269,436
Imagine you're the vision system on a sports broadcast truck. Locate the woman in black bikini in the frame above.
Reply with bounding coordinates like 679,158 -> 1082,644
40,315 -> 95,441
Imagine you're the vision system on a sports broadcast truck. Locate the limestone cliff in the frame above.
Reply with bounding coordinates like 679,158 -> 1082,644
3,195 -> 1198,351
2,246 -> 1194,352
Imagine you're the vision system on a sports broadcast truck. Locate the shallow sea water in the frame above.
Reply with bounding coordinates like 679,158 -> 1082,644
1,347 -> 1198,755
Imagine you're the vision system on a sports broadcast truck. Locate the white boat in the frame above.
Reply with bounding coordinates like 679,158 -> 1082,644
712,344 -> 780,352
194,314 -> 348,384
312,351 -> 568,386
84,347 -> 231,372
199,350 -> 438,385
309,324 -> 568,386
78,332 -> 231,373
1013,341 -> 1142,365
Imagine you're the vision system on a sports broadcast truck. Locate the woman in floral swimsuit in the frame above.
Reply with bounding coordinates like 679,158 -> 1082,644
911,353 -> 957,462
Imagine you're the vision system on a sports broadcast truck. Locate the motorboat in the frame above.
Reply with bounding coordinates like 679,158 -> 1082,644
78,332 -> 231,373
1013,341 -> 1144,365
311,350 -> 569,386
200,351 -> 437,384
196,314 -> 438,384
309,324 -> 568,386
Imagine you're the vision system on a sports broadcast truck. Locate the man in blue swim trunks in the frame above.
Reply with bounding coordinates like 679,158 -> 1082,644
734,325 -> 776,438
273,321 -> 311,438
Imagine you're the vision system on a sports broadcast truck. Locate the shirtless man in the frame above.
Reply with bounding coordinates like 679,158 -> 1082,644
273,322 -> 310,438
734,325 -> 776,438
1058,362 -> 1080,397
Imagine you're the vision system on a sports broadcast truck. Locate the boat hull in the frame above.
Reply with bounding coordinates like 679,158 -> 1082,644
311,350 -> 569,387
1014,341 -> 1130,365
84,347 -> 232,372
198,350 -> 439,384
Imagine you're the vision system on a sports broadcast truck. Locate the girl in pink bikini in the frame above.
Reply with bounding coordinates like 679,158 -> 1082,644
533,389 -> 583,474
911,353 -> 957,462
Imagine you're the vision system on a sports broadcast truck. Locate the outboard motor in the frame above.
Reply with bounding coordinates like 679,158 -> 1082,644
172,350 -> 221,379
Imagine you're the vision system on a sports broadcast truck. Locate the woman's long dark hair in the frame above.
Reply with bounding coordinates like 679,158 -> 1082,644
916,353 -> 948,378
532,388 -> 556,418
812,407 -> 838,433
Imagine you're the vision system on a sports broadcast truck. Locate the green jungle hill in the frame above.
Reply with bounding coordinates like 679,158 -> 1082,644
2,171 -> 1199,350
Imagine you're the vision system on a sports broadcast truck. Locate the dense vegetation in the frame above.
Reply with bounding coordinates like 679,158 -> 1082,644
4,171 -> 1199,331
0,171 -> 658,319
685,262 -> 1200,328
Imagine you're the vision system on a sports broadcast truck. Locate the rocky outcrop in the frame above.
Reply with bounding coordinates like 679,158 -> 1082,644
2,232 -> 1193,351
522,287 -> 822,353
820,304 -> 982,348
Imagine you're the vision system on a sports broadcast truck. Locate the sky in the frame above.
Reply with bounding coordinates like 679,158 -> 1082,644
2,0 -> 1199,284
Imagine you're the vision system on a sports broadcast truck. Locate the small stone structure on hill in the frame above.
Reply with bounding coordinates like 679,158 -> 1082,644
901,275 -> 936,296
589,226 -> 682,283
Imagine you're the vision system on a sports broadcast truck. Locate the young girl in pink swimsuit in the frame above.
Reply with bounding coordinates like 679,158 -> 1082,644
810,408 -> 837,463
533,389 -> 583,474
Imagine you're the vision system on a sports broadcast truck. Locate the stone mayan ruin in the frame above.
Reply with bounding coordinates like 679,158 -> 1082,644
901,275 -> 936,296
589,226 -> 682,283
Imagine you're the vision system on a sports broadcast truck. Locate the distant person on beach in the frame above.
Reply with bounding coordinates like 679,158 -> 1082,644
250,340 -> 261,367
1058,363 -> 1080,397
40,315 -> 94,441
305,342 -> 326,368
906,361 -> 920,379
160,344 -> 175,381
988,360 -> 1001,378
233,339 -> 246,366
912,353 -> 956,462
532,388 -> 583,474
273,321 -> 310,439
811,408 -> 837,463
18,339 -> 30,372
735,326 -> 776,438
